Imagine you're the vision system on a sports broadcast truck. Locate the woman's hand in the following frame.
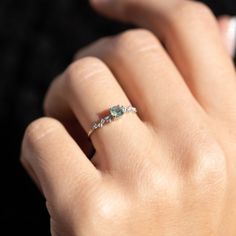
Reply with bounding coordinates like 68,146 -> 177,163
21,0 -> 236,235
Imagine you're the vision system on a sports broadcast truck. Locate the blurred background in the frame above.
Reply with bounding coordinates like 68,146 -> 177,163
1,0 -> 236,235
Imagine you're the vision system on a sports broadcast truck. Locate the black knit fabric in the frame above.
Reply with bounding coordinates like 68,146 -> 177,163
1,0 -> 235,234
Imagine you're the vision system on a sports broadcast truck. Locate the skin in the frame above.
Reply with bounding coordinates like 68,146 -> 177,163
218,16 -> 236,57
21,0 -> 236,235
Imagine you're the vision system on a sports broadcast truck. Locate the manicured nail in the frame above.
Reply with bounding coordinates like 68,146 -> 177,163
227,17 -> 236,57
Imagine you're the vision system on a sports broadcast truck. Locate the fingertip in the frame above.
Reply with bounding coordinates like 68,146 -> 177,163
89,0 -> 123,21
22,117 -> 63,151
228,17 -> 236,57
218,15 -> 236,58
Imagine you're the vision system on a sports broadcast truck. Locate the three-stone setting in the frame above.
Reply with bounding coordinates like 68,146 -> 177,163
88,105 -> 137,137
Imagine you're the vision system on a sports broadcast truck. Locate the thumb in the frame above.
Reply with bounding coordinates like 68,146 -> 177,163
90,0 -> 236,58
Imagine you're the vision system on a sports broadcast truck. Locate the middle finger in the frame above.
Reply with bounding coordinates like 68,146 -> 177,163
76,29 -> 205,130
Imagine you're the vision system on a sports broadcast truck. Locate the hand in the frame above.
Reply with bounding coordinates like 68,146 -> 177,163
21,0 -> 236,235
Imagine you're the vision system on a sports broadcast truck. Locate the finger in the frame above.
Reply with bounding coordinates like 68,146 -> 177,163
44,57 -> 145,165
90,0 -> 236,119
74,30 -> 218,181
41,74 -> 95,159
61,117 -> 95,159
21,156 -> 43,192
75,29 -> 204,130
21,117 -> 99,207
218,16 -> 236,57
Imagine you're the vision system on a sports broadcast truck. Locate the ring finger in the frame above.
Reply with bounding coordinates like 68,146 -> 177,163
45,57 -> 146,168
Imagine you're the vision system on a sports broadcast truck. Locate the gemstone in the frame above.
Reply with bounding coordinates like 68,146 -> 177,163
126,106 -> 132,112
110,105 -> 125,118
98,122 -> 103,128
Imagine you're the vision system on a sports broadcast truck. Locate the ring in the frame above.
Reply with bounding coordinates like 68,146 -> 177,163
88,105 -> 137,137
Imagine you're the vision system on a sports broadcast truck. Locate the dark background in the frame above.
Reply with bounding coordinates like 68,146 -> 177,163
1,0 -> 236,235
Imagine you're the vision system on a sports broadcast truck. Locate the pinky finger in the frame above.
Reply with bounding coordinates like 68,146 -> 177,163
20,117 -> 100,210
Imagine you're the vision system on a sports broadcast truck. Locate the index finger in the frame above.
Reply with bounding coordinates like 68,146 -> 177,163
91,0 -> 236,121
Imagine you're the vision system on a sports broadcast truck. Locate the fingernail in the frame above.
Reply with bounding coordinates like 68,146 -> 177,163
227,17 -> 236,57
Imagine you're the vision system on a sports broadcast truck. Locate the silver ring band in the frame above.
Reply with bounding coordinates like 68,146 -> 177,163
88,105 -> 137,137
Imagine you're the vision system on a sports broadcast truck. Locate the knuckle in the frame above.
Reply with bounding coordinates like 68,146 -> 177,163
175,127 -> 228,191
113,29 -> 161,54
24,117 -> 62,146
190,142 -> 227,188
171,1 -> 215,27
189,1 -> 213,16
85,191 -> 128,226
65,57 -> 107,89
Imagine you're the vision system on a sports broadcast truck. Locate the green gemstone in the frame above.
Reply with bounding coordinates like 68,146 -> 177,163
110,105 -> 124,118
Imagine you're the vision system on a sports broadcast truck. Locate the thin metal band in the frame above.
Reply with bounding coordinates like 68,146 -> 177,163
88,105 -> 137,138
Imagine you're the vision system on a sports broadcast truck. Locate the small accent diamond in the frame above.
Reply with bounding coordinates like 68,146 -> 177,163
101,119 -> 105,125
92,122 -> 98,129
104,115 -> 112,123
126,106 -> 132,112
98,122 -> 103,128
